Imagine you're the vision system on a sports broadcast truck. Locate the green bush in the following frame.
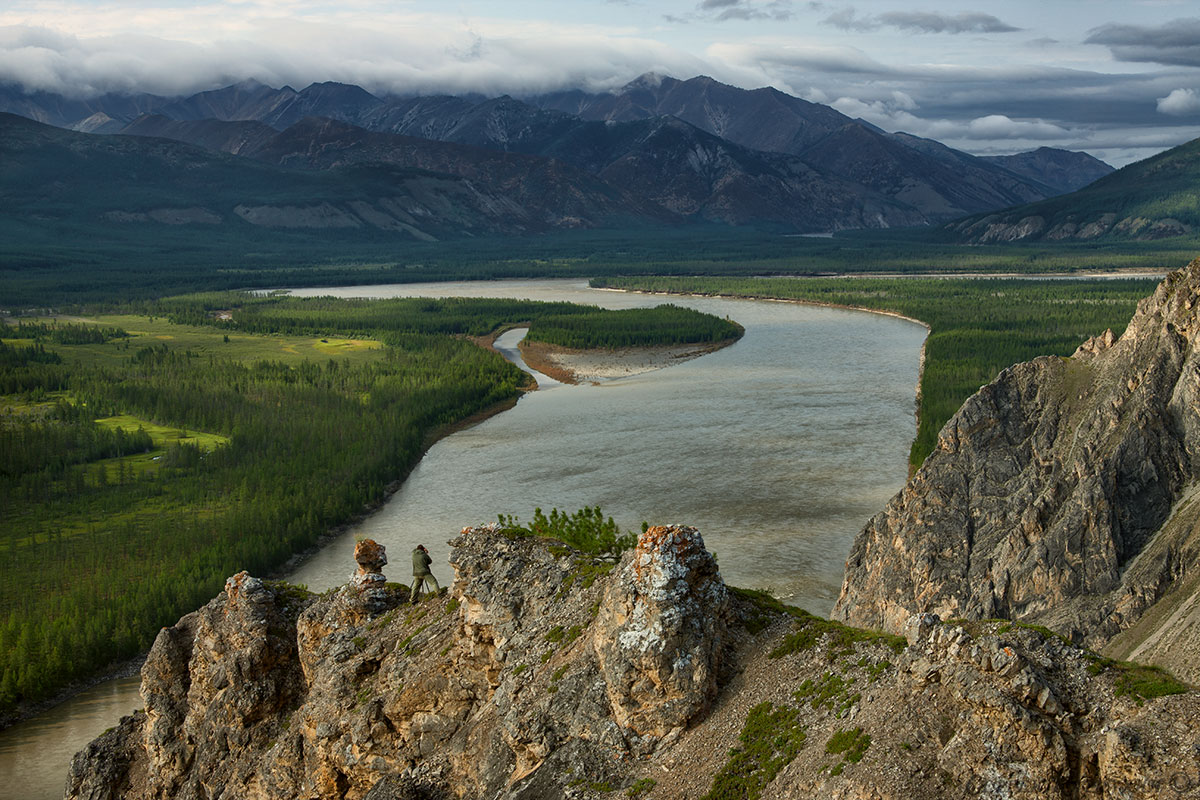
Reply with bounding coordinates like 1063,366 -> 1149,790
498,506 -> 636,555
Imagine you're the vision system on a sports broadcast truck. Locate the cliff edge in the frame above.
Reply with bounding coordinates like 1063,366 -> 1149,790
67,524 -> 1200,799
834,258 -> 1200,683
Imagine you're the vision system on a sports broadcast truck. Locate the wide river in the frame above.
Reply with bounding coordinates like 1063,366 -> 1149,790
2,279 -> 925,800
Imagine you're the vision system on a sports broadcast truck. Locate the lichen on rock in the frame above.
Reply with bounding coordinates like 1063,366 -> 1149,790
593,525 -> 728,749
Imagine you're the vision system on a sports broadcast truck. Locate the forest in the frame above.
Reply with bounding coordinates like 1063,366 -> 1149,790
0,297 -> 737,710
4,217 -> 1196,307
525,304 -> 743,349
590,275 -> 1160,465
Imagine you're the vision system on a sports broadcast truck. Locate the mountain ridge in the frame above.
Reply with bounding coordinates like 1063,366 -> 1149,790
0,112 -> 659,240
948,136 -> 1200,242
0,74 -> 1116,231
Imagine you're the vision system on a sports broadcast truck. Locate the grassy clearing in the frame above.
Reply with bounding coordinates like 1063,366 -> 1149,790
6,314 -> 386,370
95,414 -> 229,451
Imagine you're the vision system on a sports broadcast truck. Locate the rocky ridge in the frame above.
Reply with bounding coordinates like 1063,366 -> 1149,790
834,259 -> 1200,683
67,523 -> 1199,799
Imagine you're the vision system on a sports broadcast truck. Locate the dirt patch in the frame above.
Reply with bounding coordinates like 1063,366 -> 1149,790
518,338 -> 735,385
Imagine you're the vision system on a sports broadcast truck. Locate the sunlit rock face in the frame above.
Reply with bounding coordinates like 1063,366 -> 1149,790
835,258 -> 1200,658
593,525 -> 728,750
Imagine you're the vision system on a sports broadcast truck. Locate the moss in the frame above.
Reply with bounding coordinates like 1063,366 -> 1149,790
558,557 -> 617,599
368,610 -> 397,630
769,610 -> 906,660
793,672 -> 860,718
551,665 -> 569,683
825,727 -> 871,773
397,623 -> 429,652
1088,656 -> 1190,704
263,579 -> 314,610
445,597 -> 459,613
545,625 -> 566,644
626,778 -> 656,797
997,620 -> 1073,646
857,656 -> 892,683
702,702 -> 807,800
512,663 -> 527,677
540,650 -> 552,664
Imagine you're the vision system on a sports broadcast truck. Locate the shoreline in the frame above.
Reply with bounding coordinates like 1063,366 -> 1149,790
2,286 -> 902,730
0,390 -> 525,733
518,337 -> 739,385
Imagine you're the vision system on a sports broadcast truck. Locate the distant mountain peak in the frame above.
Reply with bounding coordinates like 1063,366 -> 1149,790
623,72 -> 669,91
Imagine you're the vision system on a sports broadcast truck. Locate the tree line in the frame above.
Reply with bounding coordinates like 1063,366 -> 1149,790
525,304 -> 743,349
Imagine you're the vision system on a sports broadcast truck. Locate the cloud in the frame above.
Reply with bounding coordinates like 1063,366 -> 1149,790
708,41 -> 894,75
1085,18 -> 1200,67
832,92 -> 1068,143
823,8 -> 1020,34
673,0 -> 795,23
0,21 -> 714,98
1157,88 -> 1200,115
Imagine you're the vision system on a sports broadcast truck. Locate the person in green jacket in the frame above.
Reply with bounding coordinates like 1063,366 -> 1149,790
410,544 -> 439,603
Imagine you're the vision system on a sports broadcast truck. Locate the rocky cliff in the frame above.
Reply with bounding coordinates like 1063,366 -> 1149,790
834,259 -> 1200,683
67,522 -> 1199,799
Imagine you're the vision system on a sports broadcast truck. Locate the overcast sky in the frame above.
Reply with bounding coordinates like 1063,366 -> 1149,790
2,0 -> 1199,166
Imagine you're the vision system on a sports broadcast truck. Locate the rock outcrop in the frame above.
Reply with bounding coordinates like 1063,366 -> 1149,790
66,524 -> 738,799
593,525 -> 727,749
834,259 -> 1200,676
66,524 -> 1200,799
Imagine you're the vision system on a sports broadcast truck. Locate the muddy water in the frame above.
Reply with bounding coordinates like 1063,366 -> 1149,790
286,279 -> 925,610
5,279 -> 925,800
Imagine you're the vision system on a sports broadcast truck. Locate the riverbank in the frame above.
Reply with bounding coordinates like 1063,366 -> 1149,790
518,338 -> 737,384
0,389 -> 526,734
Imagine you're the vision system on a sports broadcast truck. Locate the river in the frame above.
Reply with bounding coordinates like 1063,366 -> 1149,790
3,279 -> 925,800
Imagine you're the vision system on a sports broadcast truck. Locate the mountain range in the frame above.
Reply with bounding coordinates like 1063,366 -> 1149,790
1,74 -> 1116,237
949,135 -> 1200,242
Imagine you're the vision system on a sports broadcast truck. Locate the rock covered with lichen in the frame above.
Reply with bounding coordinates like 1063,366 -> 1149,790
593,525 -> 728,750
65,555 -> 1200,800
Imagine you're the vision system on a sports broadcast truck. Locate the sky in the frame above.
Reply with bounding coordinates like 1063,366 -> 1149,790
2,0 -> 1199,166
